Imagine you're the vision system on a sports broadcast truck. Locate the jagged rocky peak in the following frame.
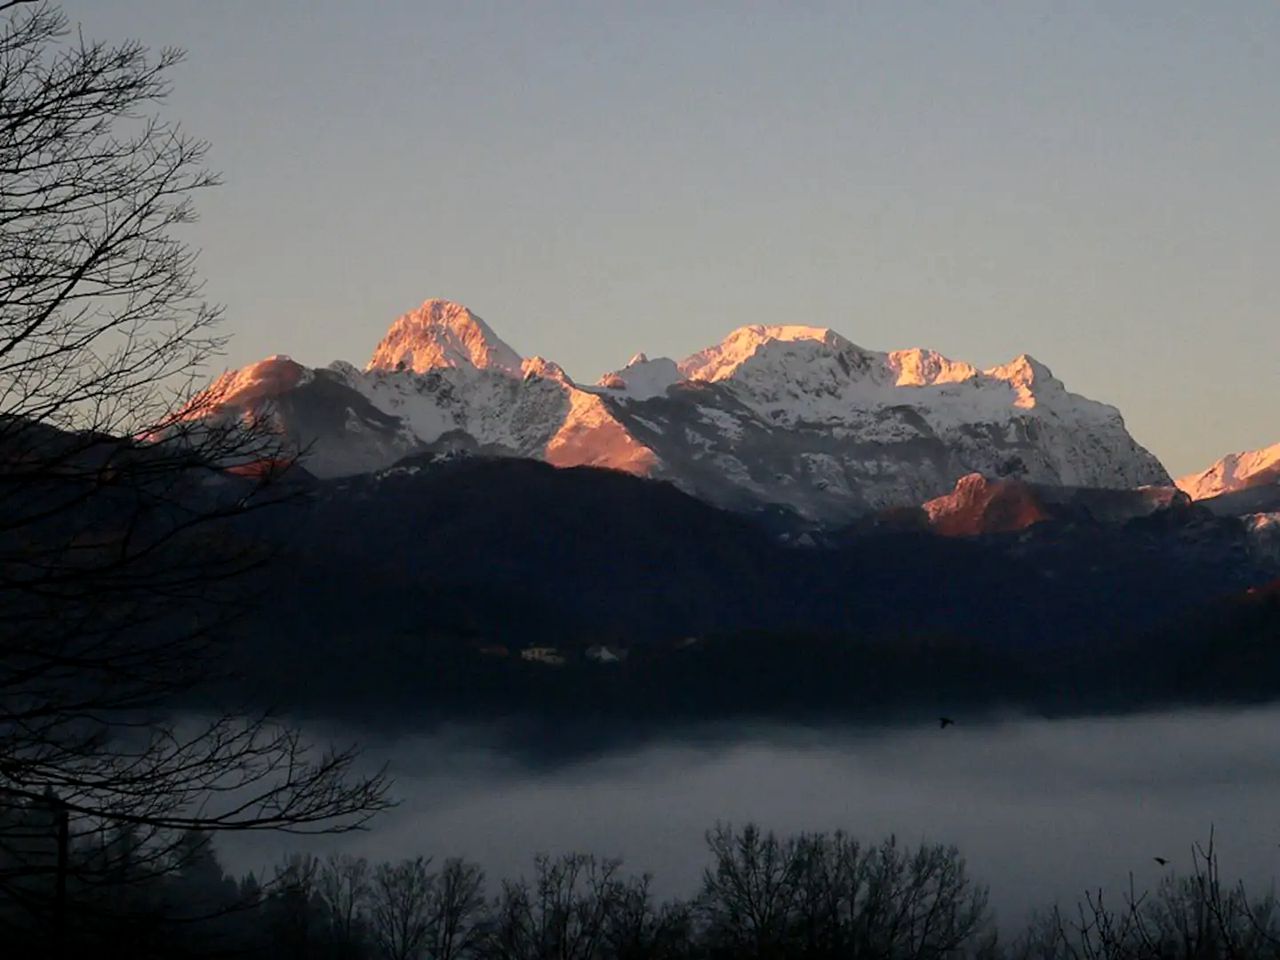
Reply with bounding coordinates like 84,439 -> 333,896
673,324 -> 1071,406
677,324 -> 857,382
520,355 -> 570,382
678,326 -> 1000,394
983,354 -> 1063,408
888,348 -> 978,386
921,473 -> 1050,537
1178,441 -> 1280,500
366,299 -> 523,375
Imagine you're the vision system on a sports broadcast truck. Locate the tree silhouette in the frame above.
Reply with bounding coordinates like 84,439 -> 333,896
0,1 -> 389,944
699,823 -> 993,959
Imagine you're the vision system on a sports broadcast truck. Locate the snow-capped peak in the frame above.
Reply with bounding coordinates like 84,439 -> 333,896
983,354 -> 1062,409
366,299 -> 523,376
888,349 -> 978,386
521,355 -> 570,382
180,354 -> 309,417
1177,441 -> 1280,500
594,353 -> 681,400
678,324 -> 851,382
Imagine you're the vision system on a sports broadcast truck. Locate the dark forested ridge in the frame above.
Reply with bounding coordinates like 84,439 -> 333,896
213,456 -> 1280,739
255,456 -> 1270,646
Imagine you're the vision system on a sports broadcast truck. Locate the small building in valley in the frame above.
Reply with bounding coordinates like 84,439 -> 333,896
521,646 -> 565,665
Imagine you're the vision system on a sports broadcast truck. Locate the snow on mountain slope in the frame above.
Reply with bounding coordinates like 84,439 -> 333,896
187,299 -> 1170,520
367,299 -> 523,375
1177,442 -> 1280,500
189,300 -> 661,480
594,353 -> 681,400
186,354 -> 312,412
678,325 -> 848,382
593,325 -> 1168,515
1246,513 -> 1280,564
546,389 -> 658,473
889,349 -> 979,386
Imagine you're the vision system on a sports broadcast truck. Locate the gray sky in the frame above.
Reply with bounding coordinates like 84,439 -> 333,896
65,1 -> 1280,475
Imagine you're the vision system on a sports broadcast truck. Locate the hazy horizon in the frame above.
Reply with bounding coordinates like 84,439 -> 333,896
62,1 -> 1280,475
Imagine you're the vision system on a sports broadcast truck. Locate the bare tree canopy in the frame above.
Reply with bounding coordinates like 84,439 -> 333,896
0,0 -> 390,941
699,823 -> 993,960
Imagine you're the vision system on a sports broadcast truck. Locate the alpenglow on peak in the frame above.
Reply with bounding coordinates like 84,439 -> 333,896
677,324 -> 852,382
366,299 -> 523,375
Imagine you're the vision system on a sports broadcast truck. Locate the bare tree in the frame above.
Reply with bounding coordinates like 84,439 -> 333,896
603,873 -> 692,960
485,853 -> 644,960
0,0 -> 390,940
319,852 -> 374,957
789,830 -> 866,957
1012,834 -> 1280,960
699,823 -> 992,960
267,853 -> 327,960
368,856 -> 488,960
854,835 -> 992,960
371,856 -> 436,960
700,823 -> 801,957
429,858 -> 487,960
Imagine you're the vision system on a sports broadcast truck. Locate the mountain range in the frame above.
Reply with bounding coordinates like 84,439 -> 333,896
118,299 -> 1280,716
188,298 -> 1196,522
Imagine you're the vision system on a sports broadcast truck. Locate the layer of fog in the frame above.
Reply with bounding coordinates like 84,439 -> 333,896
220,705 -> 1280,930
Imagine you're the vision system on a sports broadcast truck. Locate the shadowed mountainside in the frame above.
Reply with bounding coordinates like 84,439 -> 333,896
251,456 -> 1265,647
217,455 -> 1280,739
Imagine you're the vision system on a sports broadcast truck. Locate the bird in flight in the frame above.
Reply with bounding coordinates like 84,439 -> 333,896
939,717 -> 954,729
1153,857 -> 1170,866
